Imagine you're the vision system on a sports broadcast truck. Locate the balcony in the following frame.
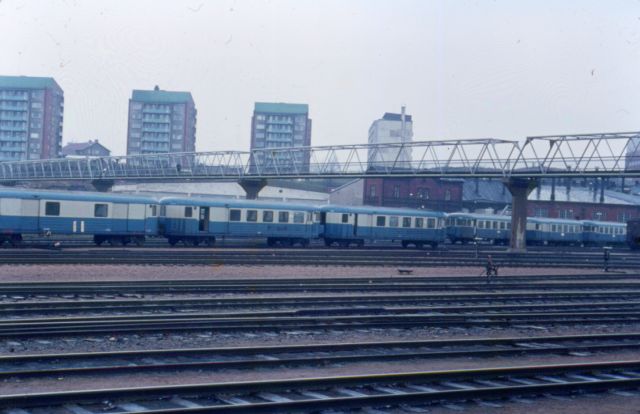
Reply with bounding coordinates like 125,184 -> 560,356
142,107 -> 170,114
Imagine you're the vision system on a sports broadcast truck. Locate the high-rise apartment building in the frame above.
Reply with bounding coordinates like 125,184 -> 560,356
368,106 -> 413,170
126,86 -> 196,155
0,76 -> 64,161
250,102 -> 312,173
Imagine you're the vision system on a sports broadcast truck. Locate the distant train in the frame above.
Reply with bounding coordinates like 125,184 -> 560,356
446,212 -> 627,247
627,219 -> 640,250
0,188 -> 629,248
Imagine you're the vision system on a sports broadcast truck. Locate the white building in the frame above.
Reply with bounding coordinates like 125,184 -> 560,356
367,106 -> 413,170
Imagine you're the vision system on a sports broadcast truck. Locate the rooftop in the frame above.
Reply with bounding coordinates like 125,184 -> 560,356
254,102 -> 309,115
0,76 -> 61,90
382,112 -> 413,122
61,140 -> 110,156
131,87 -> 193,104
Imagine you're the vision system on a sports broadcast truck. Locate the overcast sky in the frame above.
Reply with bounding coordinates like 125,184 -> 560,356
0,0 -> 638,156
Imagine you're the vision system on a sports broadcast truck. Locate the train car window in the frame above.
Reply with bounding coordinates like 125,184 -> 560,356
247,210 -> 258,222
507,223 -> 511,229
45,202 -> 60,216
160,205 -> 167,217
492,221 -> 497,229
278,211 -> 289,223
94,204 -> 108,218
184,207 -> 193,218
313,212 -> 321,222
230,209 -> 241,221
293,212 -> 305,223
263,211 -> 274,222
376,216 -> 386,227
427,218 -> 435,229
150,205 -> 157,217
500,222 -> 506,230
415,218 -> 424,228
389,216 -> 399,227
551,224 -> 557,232
402,217 -> 411,228
341,213 -> 349,223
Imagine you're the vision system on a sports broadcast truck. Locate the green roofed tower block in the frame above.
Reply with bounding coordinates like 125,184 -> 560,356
0,75 -> 64,161
250,102 -> 312,174
126,85 -> 197,155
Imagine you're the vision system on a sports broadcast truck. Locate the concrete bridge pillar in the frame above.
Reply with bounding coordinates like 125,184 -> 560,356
239,179 -> 267,200
505,178 -> 538,253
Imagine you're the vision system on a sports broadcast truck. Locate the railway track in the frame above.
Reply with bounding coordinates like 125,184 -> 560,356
6,295 -> 640,318
2,332 -> 640,380
0,247 -> 637,267
3,307 -> 640,338
3,277 -> 640,297
3,360 -> 640,413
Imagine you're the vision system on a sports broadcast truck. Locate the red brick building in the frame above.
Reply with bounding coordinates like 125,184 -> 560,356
363,177 -> 463,212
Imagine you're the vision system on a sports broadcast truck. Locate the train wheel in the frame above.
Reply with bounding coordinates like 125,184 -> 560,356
133,237 -> 145,247
183,238 -> 196,247
356,240 -> 364,248
109,237 -> 123,247
203,237 -> 215,247
415,242 -> 424,249
300,239 -> 310,248
338,240 -> 350,248
324,239 -> 333,247
94,235 -> 105,246
168,237 -> 178,246
431,242 -> 438,249
10,234 -> 22,247
280,239 -> 292,248
401,241 -> 409,248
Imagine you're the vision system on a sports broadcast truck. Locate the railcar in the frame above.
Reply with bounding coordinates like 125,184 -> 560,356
582,220 -> 627,246
319,205 -> 446,248
446,213 -> 511,244
627,219 -> 640,250
526,217 -> 583,246
159,197 -> 321,247
0,189 -> 159,246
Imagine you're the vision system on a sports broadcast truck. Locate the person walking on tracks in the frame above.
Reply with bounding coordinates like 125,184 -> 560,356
485,254 -> 498,283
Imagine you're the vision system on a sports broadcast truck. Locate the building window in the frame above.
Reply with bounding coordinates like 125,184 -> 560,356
618,212 -> 630,223
263,211 -> 273,223
417,188 -> 429,199
341,213 -> 349,223
534,208 -> 549,218
278,211 -> 289,223
369,185 -> 376,198
94,204 -> 108,218
559,209 -> 573,219
444,189 -> 451,201
247,210 -> 258,222
393,185 -> 400,198
45,202 -> 60,216
230,209 -> 241,221
184,207 -> 193,218
376,216 -> 386,227
592,211 -> 606,221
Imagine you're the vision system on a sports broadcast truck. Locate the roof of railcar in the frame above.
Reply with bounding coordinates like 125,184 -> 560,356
0,188 -> 157,204
159,197 -> 318,211
318,205 -> 446,217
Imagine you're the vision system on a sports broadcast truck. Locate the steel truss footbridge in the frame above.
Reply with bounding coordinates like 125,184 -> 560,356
0,130 -> 639,251
0,132 -> 639,181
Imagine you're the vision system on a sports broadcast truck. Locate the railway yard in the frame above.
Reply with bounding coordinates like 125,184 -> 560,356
2,247 -> 640,413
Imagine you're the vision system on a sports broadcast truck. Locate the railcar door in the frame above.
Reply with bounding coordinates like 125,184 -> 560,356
199,206 -> 210,232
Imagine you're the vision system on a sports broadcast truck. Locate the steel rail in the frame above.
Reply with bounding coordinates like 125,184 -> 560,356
2,311 -> 640,338
6,295 -> 640,317
3,360 -> 640,413
2,333 -> 640,380
4,300 -> 640,321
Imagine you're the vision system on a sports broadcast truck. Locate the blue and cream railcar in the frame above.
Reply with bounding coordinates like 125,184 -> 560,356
582,220 -> 626,246
0,189 -> 159,246
320,205 -> 446,248
526,217 -> 583,246
159,197 -> 321,247
446,213 -> 511,244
